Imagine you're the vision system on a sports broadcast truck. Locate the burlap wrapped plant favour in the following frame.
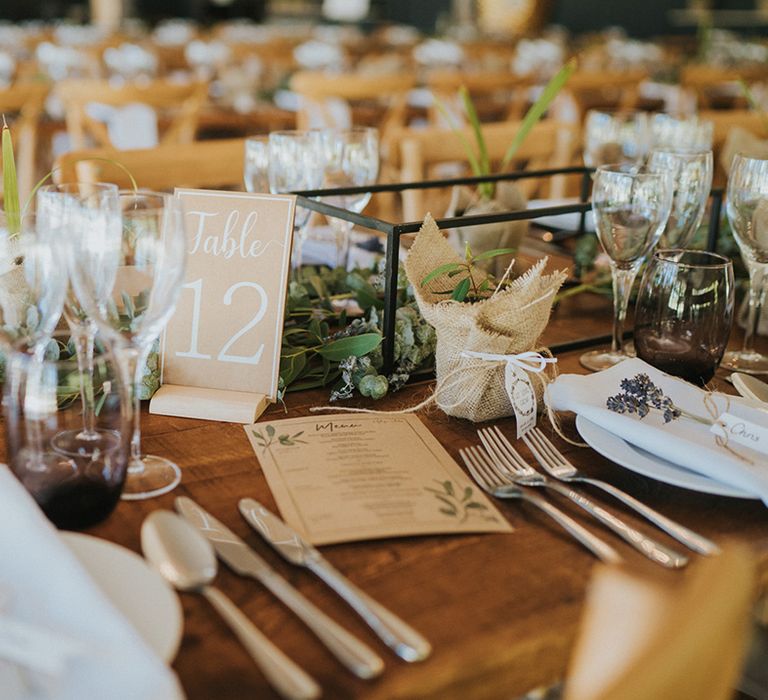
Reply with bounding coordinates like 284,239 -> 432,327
404,214 -> 567,423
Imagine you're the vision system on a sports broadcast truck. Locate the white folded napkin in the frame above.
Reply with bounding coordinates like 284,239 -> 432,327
0,466 -> 181,700
547,358 -> 768,504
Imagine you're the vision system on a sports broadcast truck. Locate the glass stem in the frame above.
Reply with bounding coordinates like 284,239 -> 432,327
117,344 -> 150,473
611,263 -> 640,355
743,262 -> 768,355
72,323 -> 98,439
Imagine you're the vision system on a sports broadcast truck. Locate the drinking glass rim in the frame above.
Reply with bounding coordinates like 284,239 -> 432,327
594,164 -> 668,179
732,151 -> 768,165
648,146 -> 712,159
653,248 -> 732,269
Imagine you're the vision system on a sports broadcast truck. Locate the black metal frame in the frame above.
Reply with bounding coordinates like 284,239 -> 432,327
295,166 -> 724,374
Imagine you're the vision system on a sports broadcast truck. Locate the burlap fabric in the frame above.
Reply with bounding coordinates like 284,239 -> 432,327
445,181 -> 528,277
404,214 -> 567,422
0,236 -> 30,332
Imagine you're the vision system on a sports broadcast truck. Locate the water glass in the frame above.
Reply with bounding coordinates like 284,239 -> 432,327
580,166 -> 672,372
646,148 -> 713,249
635,250 -> 734,386
3,332 -> 131,529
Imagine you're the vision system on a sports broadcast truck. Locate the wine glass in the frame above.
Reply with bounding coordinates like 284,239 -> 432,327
583,110 -> 651,168
36,183 -> 120,456
580,166 -> 673,372
317,127 -> 379,268
635,250 -> 734,386
243,135 -> 269,194
646,148 -> 713,248
267,130 -> 324,274
721,153 -> 768,374
69,190 -> 187,499
0,211 -> 68,352
649,114 -> 714,152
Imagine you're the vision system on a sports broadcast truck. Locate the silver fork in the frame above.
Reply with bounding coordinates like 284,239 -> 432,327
478,427 -> 689,569
522,426 -> 720,556
460,445 -> 622,564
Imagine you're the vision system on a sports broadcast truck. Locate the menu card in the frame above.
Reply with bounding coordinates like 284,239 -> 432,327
244,414 -> 512,544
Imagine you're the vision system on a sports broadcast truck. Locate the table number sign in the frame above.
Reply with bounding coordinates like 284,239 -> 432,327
149,189 -> 296,423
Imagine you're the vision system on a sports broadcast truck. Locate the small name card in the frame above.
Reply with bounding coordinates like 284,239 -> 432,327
711,412 -> 768,457
150,189 -> 295,423
244,413 -> 512,545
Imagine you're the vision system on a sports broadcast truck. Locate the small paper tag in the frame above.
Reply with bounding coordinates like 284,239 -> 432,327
710,413 -> 768,456
504,362 -> 537,439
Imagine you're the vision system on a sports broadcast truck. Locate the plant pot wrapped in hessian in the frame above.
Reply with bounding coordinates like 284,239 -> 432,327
405,214 -> 566,424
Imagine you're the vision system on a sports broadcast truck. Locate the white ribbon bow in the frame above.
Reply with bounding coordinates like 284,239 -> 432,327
460,350 -> 557,372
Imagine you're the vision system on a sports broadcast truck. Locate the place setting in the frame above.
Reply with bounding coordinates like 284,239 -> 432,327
3,4 -> 768,699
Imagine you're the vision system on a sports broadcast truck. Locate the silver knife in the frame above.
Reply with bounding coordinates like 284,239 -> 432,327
238,498 -> 432,663
174,497 -> 384,679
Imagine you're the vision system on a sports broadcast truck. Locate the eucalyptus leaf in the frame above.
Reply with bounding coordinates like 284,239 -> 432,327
452,277 -> 471,302
317,333 -> 382,361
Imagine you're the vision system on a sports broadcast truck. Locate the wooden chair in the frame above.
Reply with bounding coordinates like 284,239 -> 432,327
699,109 -> 768,187
425,70 -> 534,122
53,138 -> 245,192
681,65 -> 768,110
289,71 -> 415,152
0,82 -> 49,204
395,119 -> 578,222
563,69 -> 648,122
564,543 -> 757,700
58,78 -> 209,151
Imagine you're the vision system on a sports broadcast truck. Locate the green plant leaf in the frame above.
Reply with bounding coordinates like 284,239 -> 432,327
317,333 -> 382,361
451,277 -> 471,302
421,262 -> 463,286
501,58 -> 577,170
2,117 -> 20,236
472,247 -> 518,262
266,424 -> 276,437
432,92 -> 485,179
460,85 -> 490,180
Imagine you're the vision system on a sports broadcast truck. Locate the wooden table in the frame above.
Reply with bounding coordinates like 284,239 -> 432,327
81,293 -> 768,700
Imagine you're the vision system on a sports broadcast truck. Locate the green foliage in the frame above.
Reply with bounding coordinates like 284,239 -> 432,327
420,244 -> 516,303
2,117 -> 20,236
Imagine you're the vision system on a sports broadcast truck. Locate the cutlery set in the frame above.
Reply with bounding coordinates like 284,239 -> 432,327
461,426 -> 719,567
140,498 -> 431,700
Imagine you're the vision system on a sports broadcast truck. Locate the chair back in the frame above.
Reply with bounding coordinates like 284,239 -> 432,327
564,543 -> 756,700
0,82 -> 48,203
395,119 -> 577,221
58,78 -> 208,151
564,69 -> 648,121
54,138 -> 245,192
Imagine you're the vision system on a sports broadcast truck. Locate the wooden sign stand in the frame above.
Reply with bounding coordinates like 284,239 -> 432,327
149,189 -> 296,424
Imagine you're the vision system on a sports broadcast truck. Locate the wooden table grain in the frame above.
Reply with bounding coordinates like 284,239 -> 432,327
76,294 -> 768,700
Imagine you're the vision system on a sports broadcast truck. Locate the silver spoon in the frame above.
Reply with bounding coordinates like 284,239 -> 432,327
732,373 -> 768,406
141,511 -> 321,700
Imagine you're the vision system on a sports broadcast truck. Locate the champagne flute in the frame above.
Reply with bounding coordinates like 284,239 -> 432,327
317,127 -> 379,269
721,153 -> 768,374
0,211 -> 68,353
69,190 -> 187,499
646,148 -> 713,249
36,183 -> 120,455
267,130 -> 324,275
243,135 -> 269,194
580,166 -> 672,372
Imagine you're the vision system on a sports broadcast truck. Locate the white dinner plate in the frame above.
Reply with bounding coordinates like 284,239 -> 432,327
575,414 -> 758,500
61,532 -> 184,663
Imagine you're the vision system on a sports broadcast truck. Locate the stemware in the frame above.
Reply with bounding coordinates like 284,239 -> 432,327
243,135 -> 269,194
69,190 -> 187,499
649,114 -> 714,152
635,249 -> 734,386
267,130 -> 325,274
583,110 -> 651,168
36,183 -> 120,456
0,212 -> 68,352
4,330 -> 131,530
721,153 -> 768,374
317,127 -> 379,269
646,148 -> 713,249
580,166 -> 672,372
